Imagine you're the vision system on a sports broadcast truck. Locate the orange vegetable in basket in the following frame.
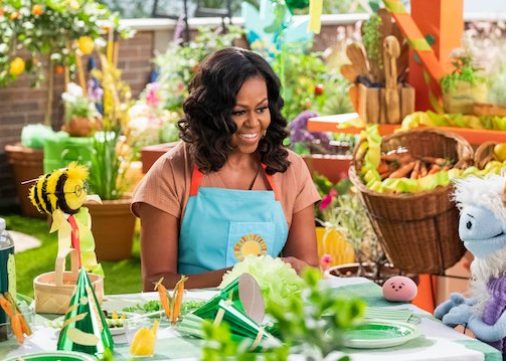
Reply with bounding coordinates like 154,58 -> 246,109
389,161 -> 416,178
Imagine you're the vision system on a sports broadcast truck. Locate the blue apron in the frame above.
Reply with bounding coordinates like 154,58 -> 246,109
178,164 -> 289,275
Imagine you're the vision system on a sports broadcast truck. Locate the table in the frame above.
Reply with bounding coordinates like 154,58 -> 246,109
0,278 -> 501,361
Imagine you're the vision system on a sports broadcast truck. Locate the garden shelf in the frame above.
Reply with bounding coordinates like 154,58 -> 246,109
307,113 -> 506,145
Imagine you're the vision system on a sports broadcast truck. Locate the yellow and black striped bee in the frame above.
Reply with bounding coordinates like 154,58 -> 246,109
29,162 -> 88,215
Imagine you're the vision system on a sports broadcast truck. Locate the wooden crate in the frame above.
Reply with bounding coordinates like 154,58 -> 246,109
357,83 -> 415,124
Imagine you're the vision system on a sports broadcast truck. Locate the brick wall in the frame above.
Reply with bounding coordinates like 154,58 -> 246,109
0,30 -> 155,208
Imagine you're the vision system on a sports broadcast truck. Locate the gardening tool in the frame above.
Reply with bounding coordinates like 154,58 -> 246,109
346,43 -> 370,81
383,36 -> 401,124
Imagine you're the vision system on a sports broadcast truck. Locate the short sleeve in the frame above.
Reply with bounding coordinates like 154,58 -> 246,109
291,153 -> 321,214
131,147 -> 186,219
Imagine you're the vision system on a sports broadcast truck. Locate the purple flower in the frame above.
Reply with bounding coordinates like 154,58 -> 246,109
288,110 -> 330,146
87,78 -> 103,103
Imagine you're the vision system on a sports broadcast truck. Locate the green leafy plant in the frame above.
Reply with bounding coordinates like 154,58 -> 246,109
154,26 -> 243,113
88,54 -> 132,200
0,0 -> 128,86
324,192 -> 383,276
440,49 -> 484,93
62,82 -> 100,122
219,255 -> 303,309
266,268 -> 365,359
272,47 -> 327,121
202,268 -> 365,360
362,14 -> 382,70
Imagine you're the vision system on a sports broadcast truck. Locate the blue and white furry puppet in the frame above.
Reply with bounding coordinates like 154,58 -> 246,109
435,174 -> 506,357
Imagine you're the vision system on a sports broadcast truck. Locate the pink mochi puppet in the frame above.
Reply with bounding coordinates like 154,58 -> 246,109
382,276 -> 418,302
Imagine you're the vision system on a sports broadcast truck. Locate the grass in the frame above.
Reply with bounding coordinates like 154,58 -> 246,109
1,212 -> 142,297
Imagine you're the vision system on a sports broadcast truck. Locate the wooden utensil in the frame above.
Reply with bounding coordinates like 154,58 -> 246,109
383,36 -> 401,124
346,42 -> 370,80
341,64 -> 360,83
349,85 -> 359,112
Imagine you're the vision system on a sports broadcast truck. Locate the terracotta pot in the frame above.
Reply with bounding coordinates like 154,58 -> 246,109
86,197 -> 135,261
327,262 -> 418,286
140,142 -> 178,173
302,154 -> 351,183
4,143 -> 44,218
61,116 -> 101,137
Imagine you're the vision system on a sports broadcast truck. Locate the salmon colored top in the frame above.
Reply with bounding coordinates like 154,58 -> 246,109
131,141 -> 321,226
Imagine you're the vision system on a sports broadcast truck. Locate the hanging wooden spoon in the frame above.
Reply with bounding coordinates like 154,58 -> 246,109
340,64 -> 360,83
346,42 -> 370,81
383,36 -> 401,124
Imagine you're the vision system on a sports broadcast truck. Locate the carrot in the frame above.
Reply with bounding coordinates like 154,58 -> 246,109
420,163 -> 428,177
422,156 -> 447,166
11,313 -> 24,344
9,294 -> 32,337
410,161 -> 421,179
377,161 -> 389,174
388,161 -> 416,178
171,275 -> 188,325
154,277 -> 172,320
428,164 -> 441,174
380,170 -> 393,180
0,295 -> 13,318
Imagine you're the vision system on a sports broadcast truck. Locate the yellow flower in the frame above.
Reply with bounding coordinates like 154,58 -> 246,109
9,57 -> 25,76
78,36 -> 94,55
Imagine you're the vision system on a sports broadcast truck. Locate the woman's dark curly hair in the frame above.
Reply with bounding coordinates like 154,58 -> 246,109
178,47 -> 289,174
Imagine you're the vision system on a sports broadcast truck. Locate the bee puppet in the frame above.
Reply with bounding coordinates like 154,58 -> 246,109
29,162 -> 102,275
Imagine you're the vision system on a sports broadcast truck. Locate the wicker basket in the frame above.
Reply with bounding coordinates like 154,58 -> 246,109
474,141 -> 498,170
33,248 -> 104,314
349,128 -> 473,274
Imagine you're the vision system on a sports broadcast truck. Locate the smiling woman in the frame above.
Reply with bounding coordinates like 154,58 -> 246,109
131,47 -> 321,290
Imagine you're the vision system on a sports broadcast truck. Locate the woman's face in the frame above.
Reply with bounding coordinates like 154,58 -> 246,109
230,76 -> 270,155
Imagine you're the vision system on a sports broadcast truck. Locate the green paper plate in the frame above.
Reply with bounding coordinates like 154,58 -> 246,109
4,351 -> 96,361
342,320 -> 421,349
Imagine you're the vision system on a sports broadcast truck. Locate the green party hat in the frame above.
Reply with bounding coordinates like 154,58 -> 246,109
193,273 -> 264,323
57,268 -> 113,356
179,300 -> 278,352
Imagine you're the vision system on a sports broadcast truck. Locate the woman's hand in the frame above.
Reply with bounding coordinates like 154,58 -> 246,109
281,256 -> 313,274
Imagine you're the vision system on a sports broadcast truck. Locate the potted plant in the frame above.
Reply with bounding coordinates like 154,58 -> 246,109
441,48 -> 487,114
0,0 -> 120,125
85,54 -> 136,261
312,175 -> 355,267
322,189 -> 399,285
287,111 -> 355,183
2,0 -> 125,216
5,124 -> 54,218
61,83 -> 102,137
